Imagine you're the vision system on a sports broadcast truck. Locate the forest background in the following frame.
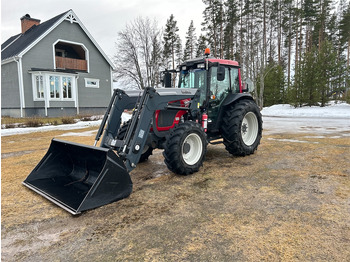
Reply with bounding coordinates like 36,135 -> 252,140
113,0 -> 350,108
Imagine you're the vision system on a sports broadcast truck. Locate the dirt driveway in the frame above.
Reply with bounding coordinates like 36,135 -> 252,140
2,124 -> 350,261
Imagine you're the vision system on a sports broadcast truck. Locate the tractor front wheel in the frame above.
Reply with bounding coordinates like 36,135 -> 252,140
221,100 -> 262,156
163,121 -> 207,175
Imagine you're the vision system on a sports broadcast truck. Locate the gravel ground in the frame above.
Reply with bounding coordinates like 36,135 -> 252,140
1,124 -> 350,261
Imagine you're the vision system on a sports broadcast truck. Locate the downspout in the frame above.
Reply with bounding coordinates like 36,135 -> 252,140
44,73 -> 49,117
110,67 -> 114,96
75,75 -> 79,115
14,56 -> 25,117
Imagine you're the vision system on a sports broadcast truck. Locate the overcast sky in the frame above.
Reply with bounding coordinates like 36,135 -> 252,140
1,0 -> 206,58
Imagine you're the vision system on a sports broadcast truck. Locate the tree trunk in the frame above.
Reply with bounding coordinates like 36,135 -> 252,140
347,39 -> 350,67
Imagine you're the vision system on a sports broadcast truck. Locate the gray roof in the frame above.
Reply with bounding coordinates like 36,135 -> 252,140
1,10 -> 115,69
1,11 -> 70,60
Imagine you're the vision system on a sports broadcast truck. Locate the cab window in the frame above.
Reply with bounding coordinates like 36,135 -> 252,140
210,67 -> 230,100
230,68 -> 240,93
179,68 -> 206,104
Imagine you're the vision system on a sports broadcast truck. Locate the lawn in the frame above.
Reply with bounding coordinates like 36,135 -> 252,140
2,127 -> 350,261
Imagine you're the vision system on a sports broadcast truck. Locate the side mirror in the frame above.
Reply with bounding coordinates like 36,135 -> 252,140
217,66 -> 225,81
162,71 -> 172,88
243,78 -> 254,92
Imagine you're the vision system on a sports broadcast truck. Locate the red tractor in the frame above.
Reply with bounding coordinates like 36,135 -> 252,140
23,50 -> 262,214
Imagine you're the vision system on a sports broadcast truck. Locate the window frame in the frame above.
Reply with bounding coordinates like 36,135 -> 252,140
31,72 -> 76,102
52,39 -> 89,72
85,78 -> 100,88
33,74 -> 45,100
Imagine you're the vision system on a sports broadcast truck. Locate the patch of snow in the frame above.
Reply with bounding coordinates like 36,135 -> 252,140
261,102 -> 350,118
267,138 -> 319,144
1,113 -> 131,137
262,102 -> 350,135
59,130 -> 98,137
263,116 -> 350,135
303,135 -> 326,139
1,103 -> 349,136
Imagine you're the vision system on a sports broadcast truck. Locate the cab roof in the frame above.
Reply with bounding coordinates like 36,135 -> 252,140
181,56 -> 239,67
207,58 -> 239,66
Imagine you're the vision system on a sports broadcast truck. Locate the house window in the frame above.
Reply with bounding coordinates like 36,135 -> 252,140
32,73 -> 75,101
85,78 -> 99,88
35,75 -> 44,99
62,77 -> 72,98
50,76 -> 60,98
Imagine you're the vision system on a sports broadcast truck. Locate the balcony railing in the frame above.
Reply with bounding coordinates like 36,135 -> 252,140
55,56 -> 87,71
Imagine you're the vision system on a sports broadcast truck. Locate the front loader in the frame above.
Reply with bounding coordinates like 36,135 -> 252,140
23,87 -> 200,215
23,49 -> 262,215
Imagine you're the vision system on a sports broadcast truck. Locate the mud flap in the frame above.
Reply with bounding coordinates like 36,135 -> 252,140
23,139 -> 132,215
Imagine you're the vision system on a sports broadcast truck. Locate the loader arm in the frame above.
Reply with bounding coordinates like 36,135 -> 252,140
101,87 -> 200,172
23,87 -> 200,215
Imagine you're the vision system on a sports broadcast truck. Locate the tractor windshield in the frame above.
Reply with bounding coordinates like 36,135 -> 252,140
178,68 -> 206,89
178,68 -> 206,104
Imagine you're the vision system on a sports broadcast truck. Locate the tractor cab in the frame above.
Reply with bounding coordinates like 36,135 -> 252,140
176,53 -> 243,130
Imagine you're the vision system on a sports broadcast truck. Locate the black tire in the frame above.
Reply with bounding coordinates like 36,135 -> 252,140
221,100 -> 262,156
163,121 -> 207,175
117,120 -> 153,162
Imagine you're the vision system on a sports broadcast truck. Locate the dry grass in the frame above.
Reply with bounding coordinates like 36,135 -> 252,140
2,129 -> 350,261
1,115 -> 97,128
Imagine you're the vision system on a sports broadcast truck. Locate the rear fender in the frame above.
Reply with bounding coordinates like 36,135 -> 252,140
214,93 -> 255,130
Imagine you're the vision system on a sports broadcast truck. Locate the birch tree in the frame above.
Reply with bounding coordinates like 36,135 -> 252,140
114,17 -> 162,89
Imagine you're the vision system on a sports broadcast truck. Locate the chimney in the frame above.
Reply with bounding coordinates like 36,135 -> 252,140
21,14 -> 40,34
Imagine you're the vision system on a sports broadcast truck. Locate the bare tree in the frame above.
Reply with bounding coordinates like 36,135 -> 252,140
114,17 -> 163,90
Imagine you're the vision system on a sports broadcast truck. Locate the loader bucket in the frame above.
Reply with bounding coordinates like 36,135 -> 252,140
23,138 -> 132,215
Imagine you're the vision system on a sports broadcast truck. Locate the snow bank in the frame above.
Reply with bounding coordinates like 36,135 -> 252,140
2,102 -> 349,137
261,102 -> 350,118
1,113 -> 132,137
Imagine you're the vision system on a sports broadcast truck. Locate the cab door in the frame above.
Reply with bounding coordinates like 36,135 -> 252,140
207,66 -> 231,123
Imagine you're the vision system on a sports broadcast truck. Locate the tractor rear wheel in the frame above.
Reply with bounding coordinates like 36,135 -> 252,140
117,120 -> 153,162
221,100 -> 262,156
163,121 -> 207,175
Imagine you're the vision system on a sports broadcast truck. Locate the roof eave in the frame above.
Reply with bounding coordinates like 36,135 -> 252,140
17,11 -> 71,58
68,10 -> 116,70
1,56 -> 21,65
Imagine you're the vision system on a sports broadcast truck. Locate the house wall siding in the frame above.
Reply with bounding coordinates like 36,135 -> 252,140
19,20 -> 112,115
1,61 -> 20,109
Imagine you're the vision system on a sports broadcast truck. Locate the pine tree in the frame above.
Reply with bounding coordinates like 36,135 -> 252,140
303,0 -> 318,50
202,0 -> 225,58
196,34 -> 208,57
262,62 -> 286,106
175,37 -> 183,65
223,0 -> 240,60
195,0 -> 349,107
163,14 -> 181,70
339,1 -> 350,67
301,46 -> 319,106
317,40 -> 339,106
183,20 -> 197,60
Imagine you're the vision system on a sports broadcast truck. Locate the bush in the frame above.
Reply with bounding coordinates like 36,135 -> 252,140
25,118 -> 43,127
61,117 -> 75,124
81,116 -> 92,121
5,124 -> 16,129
